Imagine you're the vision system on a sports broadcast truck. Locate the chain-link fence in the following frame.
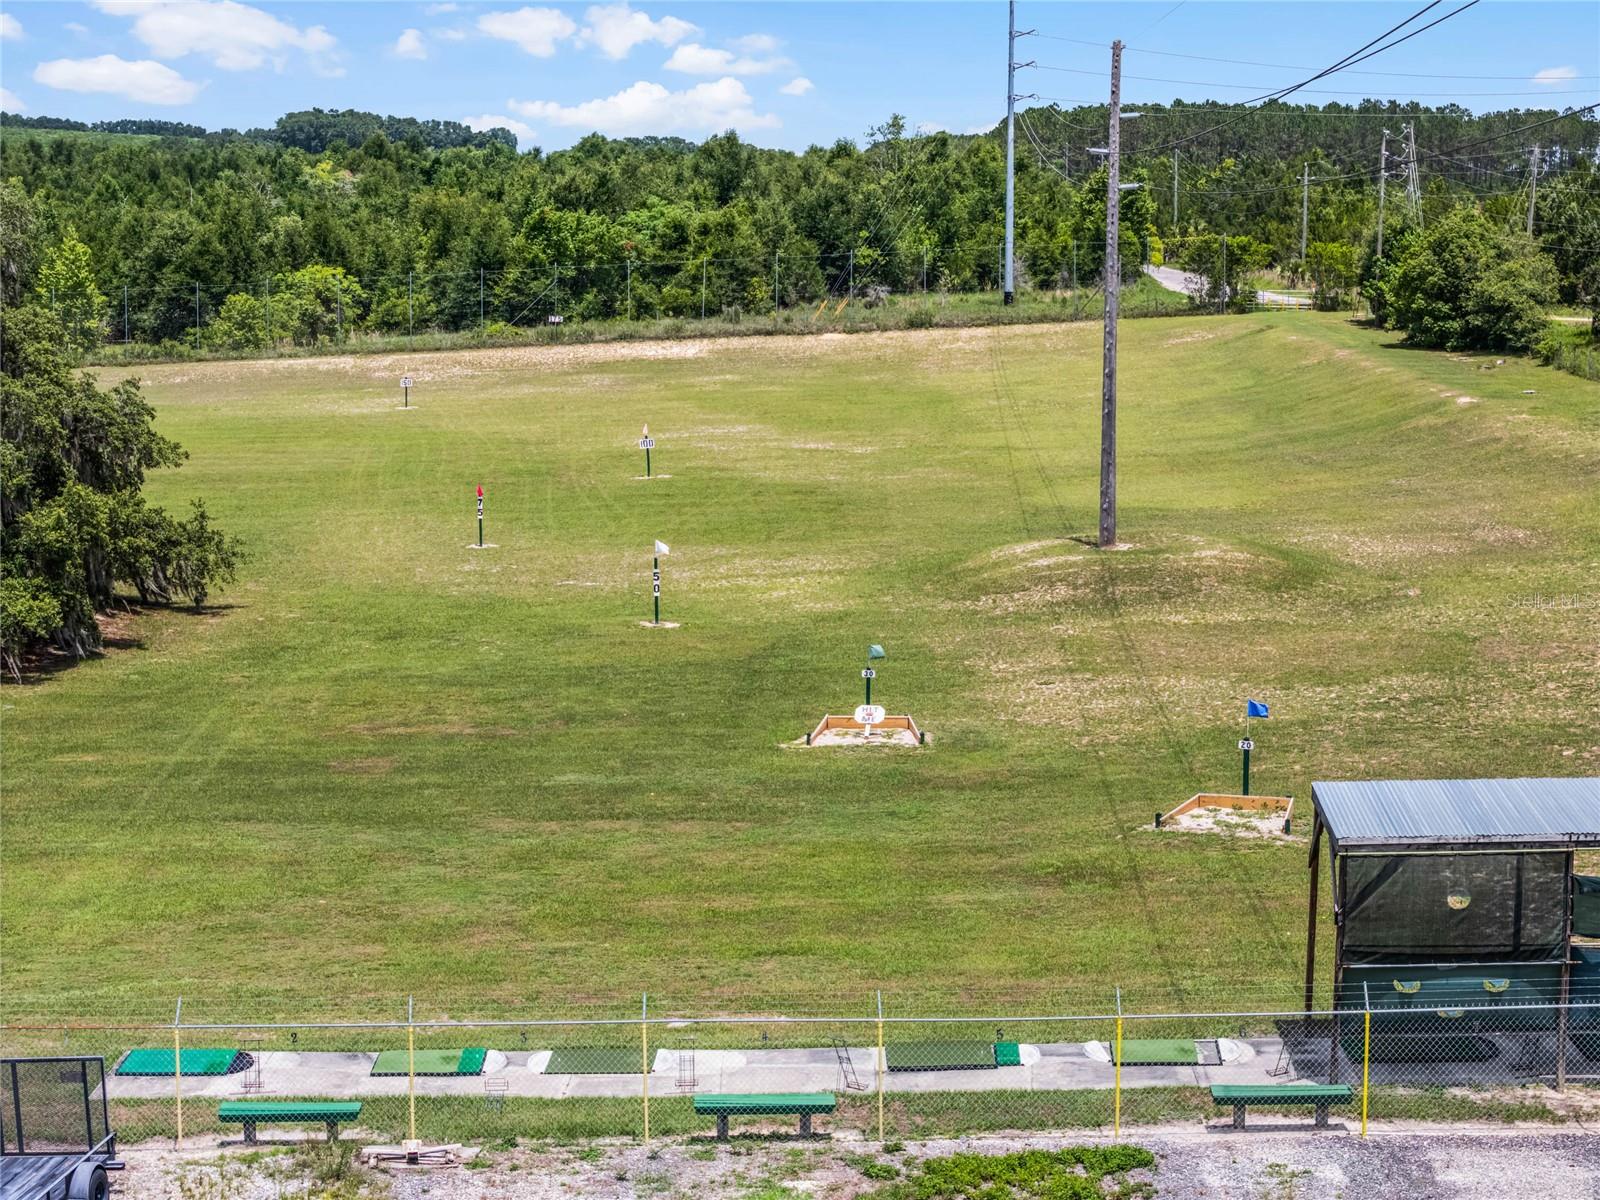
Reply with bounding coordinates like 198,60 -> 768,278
5,992 -> 1594,1149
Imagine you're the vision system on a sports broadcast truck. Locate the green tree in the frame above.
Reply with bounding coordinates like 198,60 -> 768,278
207,292 -> 275,350
1174,233 -> 1271,311
0,304 -> 244,676
1388,205 -> 1557,351
272,264 -> 366,345
1305,241 -> 1361,311
34,225 -> 106,352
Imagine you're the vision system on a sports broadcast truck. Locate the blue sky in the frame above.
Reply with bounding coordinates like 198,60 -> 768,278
0,1 -> 1595,151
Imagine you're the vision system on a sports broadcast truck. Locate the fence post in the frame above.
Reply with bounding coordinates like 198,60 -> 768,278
123,285 -> 129,343
641,993 -> 650,1145
875,991 -> 885,1142
1112,987 -> 1123,1138
408,270 -> 414,338
1361,982 -> 1371,1137
172,996 -> 184,1147
407,995 -> 417,1143
194,282 -> 201,350
480,267 -> 485,331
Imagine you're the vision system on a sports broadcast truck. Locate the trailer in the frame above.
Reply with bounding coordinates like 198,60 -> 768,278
0,1058 -> 123,1200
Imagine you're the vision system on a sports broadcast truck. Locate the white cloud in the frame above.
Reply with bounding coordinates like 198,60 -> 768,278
66,22 -> 90,34
394,28 -> 427,59
510,76 -> 777,136
915,121 -> 946,135
0,86 -> 25,111
730,33 -> 778,54
477,6 -> 576,56
663,42 -> 787,76
1531,65 -> 1578,85
92,0 -> 336,71
0,13 -> 22,39
579,3 -> 696,59
779,75 -> 813,97
423,2 -> 460,12
435,27 -> 468,41
33,54 -> 200,104
462,112 -> 536,149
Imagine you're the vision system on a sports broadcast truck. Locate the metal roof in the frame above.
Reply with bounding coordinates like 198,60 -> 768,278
1311,778 -> 1600,849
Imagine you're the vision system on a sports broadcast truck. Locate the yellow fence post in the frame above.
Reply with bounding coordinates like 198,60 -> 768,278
875,991 -> 885,1143
407,996 -> 417,1144
1361,1009 -> 1371,1137
172,997 -> 184,1148
641,993 -> 650,1146
1112,988 -> 1123,1139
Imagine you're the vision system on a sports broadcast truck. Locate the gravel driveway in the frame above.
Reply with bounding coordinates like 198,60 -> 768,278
115,1122 -> 1600,1200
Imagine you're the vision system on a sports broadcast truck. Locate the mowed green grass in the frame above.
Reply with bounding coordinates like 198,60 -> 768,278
5,314 -> 1598,1022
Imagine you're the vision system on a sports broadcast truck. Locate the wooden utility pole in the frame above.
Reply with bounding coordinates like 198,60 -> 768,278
1527,144 -> 1539,235
1377,129 -> 1389,260
1172,149 -> 1179,226
1300,163 -> 1310,262
1099,40 -> 1123,550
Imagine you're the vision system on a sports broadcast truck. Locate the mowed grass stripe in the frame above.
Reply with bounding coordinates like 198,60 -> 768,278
4,315 -> 1597,1018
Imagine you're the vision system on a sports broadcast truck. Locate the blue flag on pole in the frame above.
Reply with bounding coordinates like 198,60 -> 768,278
1247,699 -> 1269,718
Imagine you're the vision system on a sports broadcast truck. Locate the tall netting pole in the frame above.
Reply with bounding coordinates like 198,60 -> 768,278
1361,982 -> 1372,1137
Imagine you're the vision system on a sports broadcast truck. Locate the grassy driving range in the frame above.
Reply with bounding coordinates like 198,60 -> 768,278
5,312 -> 1597,1020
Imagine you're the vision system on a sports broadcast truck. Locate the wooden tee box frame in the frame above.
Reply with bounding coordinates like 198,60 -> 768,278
1158,792 -> 1294,831
805,713 -> 926,745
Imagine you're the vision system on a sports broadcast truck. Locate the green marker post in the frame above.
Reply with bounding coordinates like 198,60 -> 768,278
863,644 -> 885,706
476,485 -> 484,548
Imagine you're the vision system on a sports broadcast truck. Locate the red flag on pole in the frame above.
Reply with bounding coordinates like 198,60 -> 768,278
477,484 -> 484,498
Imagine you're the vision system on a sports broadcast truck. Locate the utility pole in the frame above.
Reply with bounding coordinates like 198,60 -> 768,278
1172,150 -> 1179,226
1527,144 -> 1539,236
1404,122 -> 1421,225
1098,40 -> 1124,550
1300,163 -> 1310,262
1004,0 -> 1018,304
1377,129 -> 1389,260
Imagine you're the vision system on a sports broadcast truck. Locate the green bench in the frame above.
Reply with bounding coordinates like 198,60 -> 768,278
692,1093 -> 835,1140
1210,1084 -> 1352,1130
217,1101 -> 363,1144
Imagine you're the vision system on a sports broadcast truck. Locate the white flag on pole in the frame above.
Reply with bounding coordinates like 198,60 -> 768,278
654,540 -> 670,555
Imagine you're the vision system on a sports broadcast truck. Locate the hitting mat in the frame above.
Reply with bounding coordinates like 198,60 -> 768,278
543,1047 -> 641,1074
370,1048 -> 487,1076
885,1041 -> 999,1071
116,1048 -> 246,1076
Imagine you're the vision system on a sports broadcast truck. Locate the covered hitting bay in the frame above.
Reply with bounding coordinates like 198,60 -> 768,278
1304,777 -> 1600,1082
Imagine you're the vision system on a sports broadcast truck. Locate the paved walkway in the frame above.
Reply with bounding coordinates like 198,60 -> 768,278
107,1038 -> 1290,1101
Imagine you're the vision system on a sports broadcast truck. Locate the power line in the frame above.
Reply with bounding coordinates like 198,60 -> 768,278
1031,33 -> 1599,81
1028,63 -> 1594,98
1131,0 -> 1485,159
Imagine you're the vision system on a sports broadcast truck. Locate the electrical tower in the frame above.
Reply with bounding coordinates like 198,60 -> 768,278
1003,2 -> 1033,305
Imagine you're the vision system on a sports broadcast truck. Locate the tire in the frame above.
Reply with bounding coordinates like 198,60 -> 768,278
68,1163 -> 108,1200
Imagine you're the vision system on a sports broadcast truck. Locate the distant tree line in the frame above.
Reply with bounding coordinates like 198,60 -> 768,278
3,102 -> 1594,352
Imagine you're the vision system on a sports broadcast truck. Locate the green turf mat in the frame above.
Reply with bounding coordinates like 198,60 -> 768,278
994,1041 -> 1022,1066
370,1047 -> 487,1076
117,1048 -> 241,1076
1114,1039 -> 1198,1065
544,1046 -> 640,1074
885,1041 -> 998,1071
